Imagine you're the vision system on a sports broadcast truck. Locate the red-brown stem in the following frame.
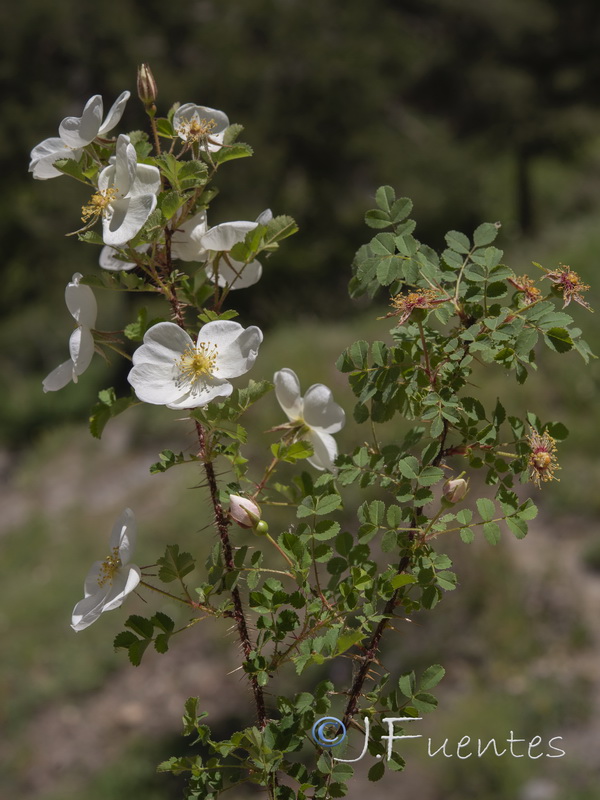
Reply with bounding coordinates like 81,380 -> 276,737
195,421 -> 267,728
162,227 -> 186,328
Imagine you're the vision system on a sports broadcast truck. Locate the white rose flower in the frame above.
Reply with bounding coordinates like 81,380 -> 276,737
229,495 -> 262,529
71,508 -> 141,631
202,209 -> 272,290
173,103 -> 229,151
274,368 -> 345,472
91,134 -> 160,246
29,91 -> 130,180
43,273 -> 98,392
128,320 -> 263,409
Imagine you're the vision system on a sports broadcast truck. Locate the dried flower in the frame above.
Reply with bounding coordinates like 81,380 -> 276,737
542,265 -> 592,311
390,289 -> 448,325
527,429 -> 560,488
508,275 -> 541,306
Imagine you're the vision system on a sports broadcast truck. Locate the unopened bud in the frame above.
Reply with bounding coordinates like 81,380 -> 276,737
137,63 -> 158,107
442,478 -> 468,503
229,494 -> 262,529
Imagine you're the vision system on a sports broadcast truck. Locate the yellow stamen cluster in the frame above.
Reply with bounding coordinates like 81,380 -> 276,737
526,429 -> 560,488
176,342 -> 218,385
81,187 -> 118,223
97,546 -> 122,587
178,117 -> 217,142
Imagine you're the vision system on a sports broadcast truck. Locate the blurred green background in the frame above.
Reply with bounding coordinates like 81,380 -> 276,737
2,1 -> 600,798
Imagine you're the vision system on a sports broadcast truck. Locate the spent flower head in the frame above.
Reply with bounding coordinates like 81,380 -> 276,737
389,288 -> 449,325
542,264 -> 592,311
527,428 -> 560,488
508,274 -> 542,307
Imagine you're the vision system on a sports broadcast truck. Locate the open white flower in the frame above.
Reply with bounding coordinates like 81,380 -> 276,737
92,134 -> 160,246
173,103 -> 229,151
29,91 -> 130,180
128,320 -> 263,409
171,210 -> 208,262
203,210 -> 272,290
274,368 -> 345,471
43,273 -> 97,392
71,508 -> 141,631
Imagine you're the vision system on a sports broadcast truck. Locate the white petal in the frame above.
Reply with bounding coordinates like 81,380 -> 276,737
42,359 -> 75,392
206,258 -> 262,289
102,194 -> 157,246
129,163 -> 161,198
97,90 -> 131,136
202,221 -> 257,252
102,565 -> 141,611
65,276 -> 97,327
99,244 -> 147,271
256,209 -> 273,224
128,363 -> 185,405
29,137 -> 81,180
59,95 -> 103,148
109,507 -> 136,562
307,430 -> 338,472
83,561 -> 104,598
69,327 -> 95,378
166,377 -> 233,409
274,368 -> 303,422
111,134 -> 136,197
303,384 -> 345,434
133,322 -> 193,366
200,321 -> 263,379
97,162 -> 114,194
171,211 -> 208,262
71,586 -> 111,631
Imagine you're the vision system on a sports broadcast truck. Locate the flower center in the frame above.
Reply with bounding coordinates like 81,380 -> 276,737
176,343 -> 218,387
532,451 -> 552,470
81,187 -> 118,223
97,546 -> 122,587
178,116 -> 217,142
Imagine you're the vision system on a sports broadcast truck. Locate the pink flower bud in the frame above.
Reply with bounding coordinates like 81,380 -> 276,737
229,495 -> 262,529
442,478 -> 468,503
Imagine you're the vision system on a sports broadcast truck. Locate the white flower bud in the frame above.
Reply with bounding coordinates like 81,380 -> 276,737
229,495 -> 262,529
442,478 -> 468,503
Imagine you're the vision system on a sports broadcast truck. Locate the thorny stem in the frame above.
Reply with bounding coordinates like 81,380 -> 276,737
195,421 -> 268,730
